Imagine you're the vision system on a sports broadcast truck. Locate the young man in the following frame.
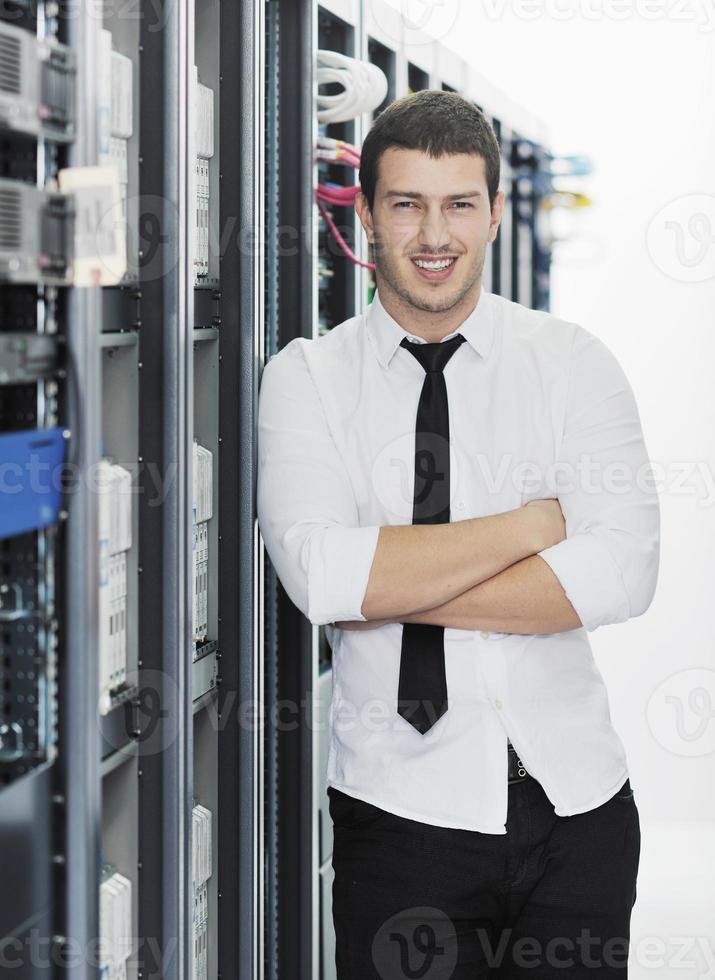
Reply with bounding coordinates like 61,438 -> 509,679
257,91 -> 660,978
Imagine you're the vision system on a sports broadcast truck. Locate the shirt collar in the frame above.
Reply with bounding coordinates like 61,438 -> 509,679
365,285 -> 496,369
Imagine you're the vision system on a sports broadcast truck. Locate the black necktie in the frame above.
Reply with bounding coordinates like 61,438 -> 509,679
397,332 -> 467,734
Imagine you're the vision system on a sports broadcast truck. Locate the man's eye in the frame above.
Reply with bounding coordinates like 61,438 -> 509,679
394,201 -> 472,209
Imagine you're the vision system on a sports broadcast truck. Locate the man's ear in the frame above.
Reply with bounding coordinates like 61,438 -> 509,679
355,191 -> 374,243
488,190 -> 505,244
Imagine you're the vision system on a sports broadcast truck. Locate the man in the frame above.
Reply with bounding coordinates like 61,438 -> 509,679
257,91 -> 660,978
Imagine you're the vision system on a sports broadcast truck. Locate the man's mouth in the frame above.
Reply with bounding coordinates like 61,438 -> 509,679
410,256 -> 458,281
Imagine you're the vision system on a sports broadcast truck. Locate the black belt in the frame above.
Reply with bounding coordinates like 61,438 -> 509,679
507,741 -> 530,784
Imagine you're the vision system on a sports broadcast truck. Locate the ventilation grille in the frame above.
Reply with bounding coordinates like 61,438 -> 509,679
0,32 -> 22,96
0,187 -> 23,251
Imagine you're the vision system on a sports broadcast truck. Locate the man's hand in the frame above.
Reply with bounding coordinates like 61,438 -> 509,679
524,497 -> 567,548
358,498 -> 568,623
333,498 -> 581,633
333,497 -> 577,634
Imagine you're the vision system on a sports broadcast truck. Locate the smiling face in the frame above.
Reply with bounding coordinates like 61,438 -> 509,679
355,147 -> 504,332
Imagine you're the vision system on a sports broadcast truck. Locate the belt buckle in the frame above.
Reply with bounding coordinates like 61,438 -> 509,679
507,743 -> 529,784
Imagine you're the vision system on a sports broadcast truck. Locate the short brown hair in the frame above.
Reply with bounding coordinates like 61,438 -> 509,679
359,90 -> 501,212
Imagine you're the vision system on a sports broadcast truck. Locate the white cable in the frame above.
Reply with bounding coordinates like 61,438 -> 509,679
316,49 -> 388,123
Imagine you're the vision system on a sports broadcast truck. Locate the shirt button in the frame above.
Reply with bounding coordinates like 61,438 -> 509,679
480,631 -> 491,639
494,699 -> 503,710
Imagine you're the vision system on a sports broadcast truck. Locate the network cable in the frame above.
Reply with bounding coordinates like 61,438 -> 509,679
316,50 -> 387,123
315,135 -> 375,270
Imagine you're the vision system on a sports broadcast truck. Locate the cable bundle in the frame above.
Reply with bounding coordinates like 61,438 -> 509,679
315,136 -> 375,270
314,45 -> 388,271
316,49 -> 388,123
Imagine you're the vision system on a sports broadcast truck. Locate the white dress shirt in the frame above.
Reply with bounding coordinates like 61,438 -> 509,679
256,286 -> 660,833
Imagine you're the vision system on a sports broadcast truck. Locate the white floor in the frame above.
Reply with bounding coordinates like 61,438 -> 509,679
629,822 -> 715,978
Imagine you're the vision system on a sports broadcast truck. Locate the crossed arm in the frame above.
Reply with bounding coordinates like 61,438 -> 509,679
256,330 -> 660,639
335,555 -> 585,634
333,507 -> 583,635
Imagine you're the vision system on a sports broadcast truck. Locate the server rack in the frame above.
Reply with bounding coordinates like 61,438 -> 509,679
264,2 -> 318,979
131,0 -> 265,972
0,3 -> 96,977
0,1 -> 264,979
217,1 -> 265,976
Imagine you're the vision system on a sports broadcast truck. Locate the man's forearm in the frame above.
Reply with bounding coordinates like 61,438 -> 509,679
340,555 -> 582,634
360,507 -> 548,621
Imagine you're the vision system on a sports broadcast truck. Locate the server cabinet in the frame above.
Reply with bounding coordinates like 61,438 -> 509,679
0,1 -> 264,978
0,2 -> 98,977
264,1 -> 318,979
136,0 -> 264,976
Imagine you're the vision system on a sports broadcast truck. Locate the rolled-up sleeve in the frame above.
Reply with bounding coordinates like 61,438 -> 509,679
536,327 -> 661,632
256,340 -> 381,626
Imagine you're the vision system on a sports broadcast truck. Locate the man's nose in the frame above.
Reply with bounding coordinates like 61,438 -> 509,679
418,209 -> 452,249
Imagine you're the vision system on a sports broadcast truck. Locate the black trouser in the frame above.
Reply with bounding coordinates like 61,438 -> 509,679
328,774 -> 640,979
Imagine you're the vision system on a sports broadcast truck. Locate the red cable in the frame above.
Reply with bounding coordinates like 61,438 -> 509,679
316,143 -> 374,270
316,197 -> 375,271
